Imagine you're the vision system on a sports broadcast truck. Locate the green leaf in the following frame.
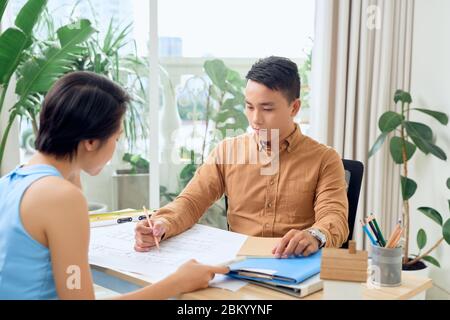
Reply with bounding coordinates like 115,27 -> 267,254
122,153 -> 132,162
204,59 -> 228,91
214,107 -> 249,138
15,19 -> 96,95
426,144 -> 447,160
15,0 -> 47,36
412,108 -> 448,125
394,89 -> 412,104
378,111 -> 404,133
0,28 -> 30,84
0,0 -> 8,23
179,163 -> 198,188
57,19 -> 96,47
226,69 -> 246,88
443,219 -> 450,245
400,176 -> 417,200
417,207 -> 443,226
368,133 -> 387,158
404,121 -> 447,160
446,178 -> 450,190
422,256 -> 440,268
389,136 -> 416,164
416,229 -> 427,250
404,121 -> 433,141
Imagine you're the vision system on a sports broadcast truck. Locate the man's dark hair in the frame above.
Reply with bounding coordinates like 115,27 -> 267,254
246,56 -> 301,102
35,71 -> 129,160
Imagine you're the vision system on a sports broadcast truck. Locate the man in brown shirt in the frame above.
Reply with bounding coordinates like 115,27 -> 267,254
135,56 -> 349,258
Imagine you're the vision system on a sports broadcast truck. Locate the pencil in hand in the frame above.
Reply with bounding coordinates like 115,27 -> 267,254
143,206 -> 160,251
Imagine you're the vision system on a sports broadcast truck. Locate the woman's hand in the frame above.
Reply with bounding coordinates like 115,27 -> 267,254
169,259 -> 229,293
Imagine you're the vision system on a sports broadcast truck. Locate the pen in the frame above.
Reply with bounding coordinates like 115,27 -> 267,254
366,217 -> 382,246
90,215 -> 146,228
370,214 -> 386,246
143,206 -> 160,251
360,219 -> 377,246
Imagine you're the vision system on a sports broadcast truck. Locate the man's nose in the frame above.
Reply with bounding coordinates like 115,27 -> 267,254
252,109 -> 263,125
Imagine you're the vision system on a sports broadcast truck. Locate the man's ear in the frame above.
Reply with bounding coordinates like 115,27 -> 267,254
291,99 -> 301,117
82,139 -> 101,152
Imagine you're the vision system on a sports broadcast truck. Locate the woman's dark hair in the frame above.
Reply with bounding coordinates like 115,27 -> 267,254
35,71 -> 129,160
246,56 -> 301,102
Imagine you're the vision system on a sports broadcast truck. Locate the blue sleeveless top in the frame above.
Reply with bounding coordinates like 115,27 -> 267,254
0,164 -> 62,299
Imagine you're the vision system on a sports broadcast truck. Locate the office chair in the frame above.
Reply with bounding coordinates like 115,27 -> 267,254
341,159 -> 364,248
223,159 -> 364,249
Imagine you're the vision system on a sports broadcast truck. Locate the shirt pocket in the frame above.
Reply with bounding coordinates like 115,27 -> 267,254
278,179 -> 315,224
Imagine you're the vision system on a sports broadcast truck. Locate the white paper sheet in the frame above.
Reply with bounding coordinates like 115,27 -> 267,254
89,222 -> 248,290
209,275 -> 248,292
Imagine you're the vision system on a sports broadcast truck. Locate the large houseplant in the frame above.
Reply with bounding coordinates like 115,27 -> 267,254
0,0 -> 153,213
0,0 -> 149,168
0,0 -> 96,166
369,89 -> 449,268
175,59 -> 248,229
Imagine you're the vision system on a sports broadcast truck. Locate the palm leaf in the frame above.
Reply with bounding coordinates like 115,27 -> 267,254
0,0 -> 47,86
15,0 -> 47,36
0,0 -> 8,23
14,19 -> 96,113
0,28 -> 30,85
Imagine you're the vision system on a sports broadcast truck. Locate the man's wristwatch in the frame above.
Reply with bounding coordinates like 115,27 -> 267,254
307,228 -> 326,249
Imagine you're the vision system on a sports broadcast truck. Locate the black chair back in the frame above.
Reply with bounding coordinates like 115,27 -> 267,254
341,159 -> 364,248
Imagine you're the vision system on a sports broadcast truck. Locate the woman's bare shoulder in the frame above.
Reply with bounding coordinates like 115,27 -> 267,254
22,176 -> 88,221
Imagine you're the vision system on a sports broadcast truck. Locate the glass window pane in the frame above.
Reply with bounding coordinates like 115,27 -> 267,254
157,0 -> 315,229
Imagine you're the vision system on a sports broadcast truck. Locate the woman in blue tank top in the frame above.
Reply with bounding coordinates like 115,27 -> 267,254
0,71 -> 228,299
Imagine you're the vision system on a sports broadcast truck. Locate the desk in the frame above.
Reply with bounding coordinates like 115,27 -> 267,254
91,265 -> 432,300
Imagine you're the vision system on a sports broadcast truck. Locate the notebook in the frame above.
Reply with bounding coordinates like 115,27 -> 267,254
245,274 -> 323,298
237,236 -> 281,258
228,250 -> 322,285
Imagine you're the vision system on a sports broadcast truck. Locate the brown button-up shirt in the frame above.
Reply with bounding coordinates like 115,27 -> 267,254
155,124 -> 349,247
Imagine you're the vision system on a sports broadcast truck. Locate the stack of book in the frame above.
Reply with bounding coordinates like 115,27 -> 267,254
227,236 -> 323,297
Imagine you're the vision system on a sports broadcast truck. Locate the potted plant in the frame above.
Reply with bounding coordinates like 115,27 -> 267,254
369,89 -> 449,272
404,178 -> 450,276
112,152 -> 150,210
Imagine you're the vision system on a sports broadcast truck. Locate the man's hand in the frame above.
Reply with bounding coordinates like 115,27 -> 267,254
272,229 -> 320,258
134,219 -> 167,252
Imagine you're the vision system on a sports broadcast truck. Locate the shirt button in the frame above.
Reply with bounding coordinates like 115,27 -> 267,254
270,180 -> 274,185
267,203 -> 272,208
265,223 -> 269,228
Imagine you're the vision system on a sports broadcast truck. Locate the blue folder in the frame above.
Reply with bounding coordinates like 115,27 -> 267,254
228,250 -> 322,285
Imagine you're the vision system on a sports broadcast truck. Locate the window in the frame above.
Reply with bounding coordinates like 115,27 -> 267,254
156,0 -> 315,228
4,0 -> 315,225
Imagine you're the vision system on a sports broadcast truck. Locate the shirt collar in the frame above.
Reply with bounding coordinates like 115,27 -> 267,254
253,123 -> 303,153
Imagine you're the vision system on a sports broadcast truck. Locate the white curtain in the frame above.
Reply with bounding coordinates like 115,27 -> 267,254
310,0 -> 415,248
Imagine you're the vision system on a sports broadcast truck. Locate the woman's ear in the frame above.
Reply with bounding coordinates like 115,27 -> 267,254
82,139 -> 101,152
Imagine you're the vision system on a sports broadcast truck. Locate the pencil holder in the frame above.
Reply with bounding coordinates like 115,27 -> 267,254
369,244 -> 402,287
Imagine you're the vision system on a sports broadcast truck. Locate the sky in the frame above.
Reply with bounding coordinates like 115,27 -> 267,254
10,0 -> 315,58
135,0 -> 315,58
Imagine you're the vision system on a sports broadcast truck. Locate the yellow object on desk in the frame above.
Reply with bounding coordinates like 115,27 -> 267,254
89,209 -> 147,227
237,236 -> 280,258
